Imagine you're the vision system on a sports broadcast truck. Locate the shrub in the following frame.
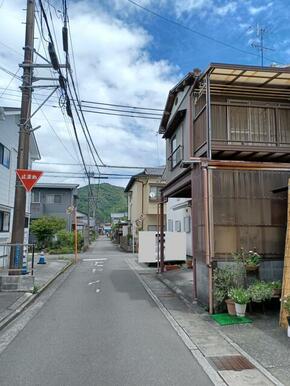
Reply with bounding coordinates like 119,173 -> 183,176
213,266 -> 243,305
282,295 -> 290,315
248,281 -> 273,302
228,288 -> 250,304
233,248 -> 261,267
30,217 -> 66,249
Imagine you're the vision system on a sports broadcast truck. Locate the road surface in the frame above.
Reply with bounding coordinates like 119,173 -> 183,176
0,237 -> 212,386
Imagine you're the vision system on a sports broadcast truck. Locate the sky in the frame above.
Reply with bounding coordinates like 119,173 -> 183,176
0,0 -> 290,187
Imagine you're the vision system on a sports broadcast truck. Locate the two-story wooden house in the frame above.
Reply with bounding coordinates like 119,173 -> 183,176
159,63 -> 290,312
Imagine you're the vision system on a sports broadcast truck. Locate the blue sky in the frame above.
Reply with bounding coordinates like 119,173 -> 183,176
1,0 -> 290,186
98,0 -> 290,74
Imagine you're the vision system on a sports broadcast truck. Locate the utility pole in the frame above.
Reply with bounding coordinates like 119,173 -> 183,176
10,0 -> 35,273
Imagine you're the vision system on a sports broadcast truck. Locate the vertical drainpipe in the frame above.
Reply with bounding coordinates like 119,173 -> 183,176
160,193 -> 165,273
206,73 -> 212,160
191,166 -> 197,300
203,164 -> 213,314
205,72 -> 213,313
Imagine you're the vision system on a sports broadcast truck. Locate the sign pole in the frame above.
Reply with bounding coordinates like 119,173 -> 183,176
74,207 -> 78,264
10,0 -> 36,274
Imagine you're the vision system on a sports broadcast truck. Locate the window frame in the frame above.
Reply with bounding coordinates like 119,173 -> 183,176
0,143 -> 10,169
0,211 -> 10,232
31,191 -> 41,204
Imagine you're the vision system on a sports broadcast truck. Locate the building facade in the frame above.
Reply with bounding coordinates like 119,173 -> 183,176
0,107 -> 40,246
159,64 -> 290,311
31,183 -> 78,231
125,168 -> 166,232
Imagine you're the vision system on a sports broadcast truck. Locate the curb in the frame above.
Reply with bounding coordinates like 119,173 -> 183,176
0,260 -> 74,332
156,272 -> 283,386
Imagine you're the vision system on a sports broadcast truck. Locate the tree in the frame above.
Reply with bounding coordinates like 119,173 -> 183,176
30,216 -> 66,249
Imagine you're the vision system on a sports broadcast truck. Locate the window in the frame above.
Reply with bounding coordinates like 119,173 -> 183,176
0,143 -> 10,168
168,219 -> 173,232
31,191 -> 40,203
0,211 -> 10,232
175,220 -> 181,232
149,185 -> 162,201
46,194 -> 63,204
227,100 -> 276,145
184,216 -> 191,233
171,136 -> 177,168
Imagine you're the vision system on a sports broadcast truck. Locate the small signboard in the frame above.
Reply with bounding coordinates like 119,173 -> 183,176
16,169 -> 43,192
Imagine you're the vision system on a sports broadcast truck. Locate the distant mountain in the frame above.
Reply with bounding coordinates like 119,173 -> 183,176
77,183 -> 127,224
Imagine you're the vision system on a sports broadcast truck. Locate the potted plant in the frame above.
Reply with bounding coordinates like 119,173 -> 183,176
281,295 -> 290,337
229,288 -> 250,317
248,281 -> 273,303
213,266 -> 243,315
233,248 -> 261,272
271,280 -> 282,297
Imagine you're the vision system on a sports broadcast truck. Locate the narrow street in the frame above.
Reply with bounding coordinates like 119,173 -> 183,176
0,237 -> 212,386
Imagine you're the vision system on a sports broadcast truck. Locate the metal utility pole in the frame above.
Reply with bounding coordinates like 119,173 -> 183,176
10,0 -> 35,273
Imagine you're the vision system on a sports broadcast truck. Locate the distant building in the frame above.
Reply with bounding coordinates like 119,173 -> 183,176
30,183 -> 78,231
124,167 -> 166,232
75,211 -> 96,230
111,212 -> 128,224
0,106 -> 40,245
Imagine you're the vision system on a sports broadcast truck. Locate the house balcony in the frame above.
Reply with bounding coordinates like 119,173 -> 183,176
193,102 -> 290,162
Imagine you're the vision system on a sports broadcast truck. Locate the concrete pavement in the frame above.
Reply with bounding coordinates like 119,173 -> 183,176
0,238 -> 212,386
0,255 -> 71,331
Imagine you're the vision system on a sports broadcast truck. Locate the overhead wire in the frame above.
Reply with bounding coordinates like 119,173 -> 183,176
126,0 -> 284,65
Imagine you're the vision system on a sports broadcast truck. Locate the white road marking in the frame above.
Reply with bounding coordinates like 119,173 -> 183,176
88,280 -> 100,285
94,262 -> 103,266
92,269 -> 96,273
83,258 -> 107,262
97,268 -> 103,272
96,289 -> 100,293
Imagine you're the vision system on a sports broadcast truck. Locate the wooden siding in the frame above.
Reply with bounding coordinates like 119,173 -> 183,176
211,169 -> 288,260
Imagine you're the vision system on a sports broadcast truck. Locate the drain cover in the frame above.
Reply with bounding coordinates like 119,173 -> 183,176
209,355 -> 255,371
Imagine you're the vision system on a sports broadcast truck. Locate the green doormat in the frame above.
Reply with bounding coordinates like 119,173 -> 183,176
211,313 -> 252,326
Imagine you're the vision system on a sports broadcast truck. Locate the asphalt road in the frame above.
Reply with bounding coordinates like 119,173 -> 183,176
0,238 -> 212,386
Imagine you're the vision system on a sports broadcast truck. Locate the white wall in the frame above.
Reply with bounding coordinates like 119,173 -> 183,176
0,109 -> 35,243
166,197 -> 192,257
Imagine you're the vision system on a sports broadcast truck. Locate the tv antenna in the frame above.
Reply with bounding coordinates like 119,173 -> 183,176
250,24 -> 274,67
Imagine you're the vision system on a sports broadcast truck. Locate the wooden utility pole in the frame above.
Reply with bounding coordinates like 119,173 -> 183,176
10,0 -> 35,272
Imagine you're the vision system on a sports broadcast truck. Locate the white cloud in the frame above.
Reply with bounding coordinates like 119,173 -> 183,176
0,1 -> 178,187
248,2 -> 273,15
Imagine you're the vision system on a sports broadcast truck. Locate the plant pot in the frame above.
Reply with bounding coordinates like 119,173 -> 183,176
235,303 -> 247,317
245,264 -> 259,272
225,298 -> 236,316
272,288 -> 281,297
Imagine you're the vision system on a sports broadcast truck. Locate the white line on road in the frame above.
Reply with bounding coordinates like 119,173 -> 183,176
92,269 -> 96,273
96,289 -> 100,293
83,258 -> 107,262
94,262 -> 103,266
88,281 -> 100,285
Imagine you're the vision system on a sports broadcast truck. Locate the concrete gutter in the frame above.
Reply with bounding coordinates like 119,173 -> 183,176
0,260 -> 74,331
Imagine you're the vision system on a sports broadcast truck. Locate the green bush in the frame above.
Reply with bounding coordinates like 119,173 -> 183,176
54,230 -> 84,252
248,281 -> 273,302
213,265 -> 243,305
228,288 -> 250,304
30,217 -> 66,249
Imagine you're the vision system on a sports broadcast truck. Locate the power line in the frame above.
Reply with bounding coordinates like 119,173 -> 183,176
81,109 -> 161,120
34,160 -> 163,169
81,100 -> 164,112
126,0 -> 284,65
79,104 -> 162,116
